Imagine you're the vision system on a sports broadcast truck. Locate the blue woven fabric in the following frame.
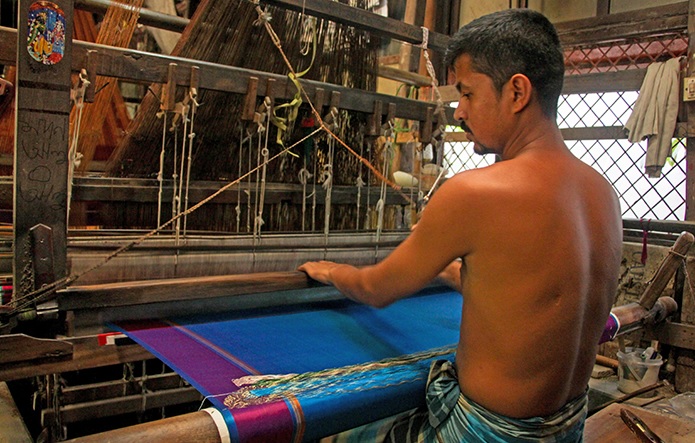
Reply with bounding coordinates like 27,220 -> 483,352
115,287 -> 462,442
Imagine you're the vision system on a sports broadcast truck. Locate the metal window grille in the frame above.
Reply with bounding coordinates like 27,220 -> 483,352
564,33 -> 687,74
443,34 -> 687,220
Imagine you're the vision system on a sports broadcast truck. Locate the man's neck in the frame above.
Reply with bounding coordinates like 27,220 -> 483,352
500,112 -> 563,161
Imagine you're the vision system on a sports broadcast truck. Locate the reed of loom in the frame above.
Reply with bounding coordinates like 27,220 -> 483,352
106,0 -> 378,181
96,0 -> 383,233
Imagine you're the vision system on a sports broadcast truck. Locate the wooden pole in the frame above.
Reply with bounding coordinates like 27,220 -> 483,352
14,0 -> 72,301
638,231 -> 694,309
686,0 -> 695,221
58,270 -> 323,310
64,409 -> 223,443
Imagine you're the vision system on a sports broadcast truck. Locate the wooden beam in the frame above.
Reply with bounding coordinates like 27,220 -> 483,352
438,69 -> 648,105
13,0 -> 73,301
561,126 -> 628,141
378,65 -> 431,87
58,271 -> 324,310
64,410 -> 222,443
60,372 -> 186,405
0,334 -> 72,364
1,3 -> 688,72
652,321 -> 695,351
75,0 -> 188,33
75,0 -> 451,53
0,336 -> 153,382
639,231 -> 695,309
42,386 -> 202,424
623,219 -> 695,236
556,1 -> 687,46
263,0 -> 450,52
562,69 -> 646,94
0,27 -> 454,124
0,177 -> 414,207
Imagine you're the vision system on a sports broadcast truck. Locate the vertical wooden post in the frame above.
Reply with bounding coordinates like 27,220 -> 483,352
408,0 -> 427,74
687,0 -> 695,221
677,0 -> 695,394
596,0 -> 611,16
419,0 -> 436,77
14,0 -> 72,299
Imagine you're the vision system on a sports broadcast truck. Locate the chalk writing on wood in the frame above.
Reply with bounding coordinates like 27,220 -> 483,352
16,116 -> 67,210
17,117 -> 66,162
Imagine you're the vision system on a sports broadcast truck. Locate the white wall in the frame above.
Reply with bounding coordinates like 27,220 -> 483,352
457,0 -> 681,28
611,0 -> 682,14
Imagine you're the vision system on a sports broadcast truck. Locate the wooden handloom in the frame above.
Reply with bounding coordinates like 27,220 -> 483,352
0,1 -> 456,440
1,1 -> 695,441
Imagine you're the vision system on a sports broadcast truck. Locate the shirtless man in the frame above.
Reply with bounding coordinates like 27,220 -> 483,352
299,9 -> 622,442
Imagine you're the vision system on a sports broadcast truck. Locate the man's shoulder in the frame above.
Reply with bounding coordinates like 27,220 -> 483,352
429,167 -> 509,209
444,163 -> 516,192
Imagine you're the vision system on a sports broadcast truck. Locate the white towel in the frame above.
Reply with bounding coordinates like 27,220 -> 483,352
624,57 -> 681,178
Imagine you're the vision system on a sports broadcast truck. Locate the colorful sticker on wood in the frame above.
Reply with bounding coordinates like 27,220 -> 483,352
26,1 -> 66,65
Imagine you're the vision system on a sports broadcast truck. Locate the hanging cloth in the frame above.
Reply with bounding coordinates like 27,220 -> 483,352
624,57 -> 681,178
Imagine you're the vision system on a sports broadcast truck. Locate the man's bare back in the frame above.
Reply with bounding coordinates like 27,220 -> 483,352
448,147 -> 622,418
299,8 -> 622,436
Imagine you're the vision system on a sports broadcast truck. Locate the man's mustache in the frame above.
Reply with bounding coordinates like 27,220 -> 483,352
460,120 -> 471,133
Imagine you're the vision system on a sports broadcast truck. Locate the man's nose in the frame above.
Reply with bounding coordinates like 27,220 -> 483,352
453,101 -> 467,123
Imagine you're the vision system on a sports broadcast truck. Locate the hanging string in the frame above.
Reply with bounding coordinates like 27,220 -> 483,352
156,109 -> 168,231
641,218 -> 651,265
171,124 -> 179,230
182,87 -> 200,236
418,26 -> 447,127
174,100 -> 191,245
246,128 -> 253,233
255,144 -> 269,240
254,97 -> 272,244
3,127 -> 324,315
375,138 -> 391,260
355,132 -> 365,230
253,118 -> 263,238
299,15 -> 316,57
311,149 -> 318,232
250,0 -> 414,206
67,69 -> 90,224
5,3 -> 426,316
298,165 -> 311,231
322,108 -> 338,255
236,125 -> 245,233
365,150 -> 372,230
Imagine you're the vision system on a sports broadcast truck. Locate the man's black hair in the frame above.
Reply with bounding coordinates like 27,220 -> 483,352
444,9 -> 564,119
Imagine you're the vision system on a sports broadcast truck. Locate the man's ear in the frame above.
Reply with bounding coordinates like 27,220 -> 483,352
507,73 -> 532,113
